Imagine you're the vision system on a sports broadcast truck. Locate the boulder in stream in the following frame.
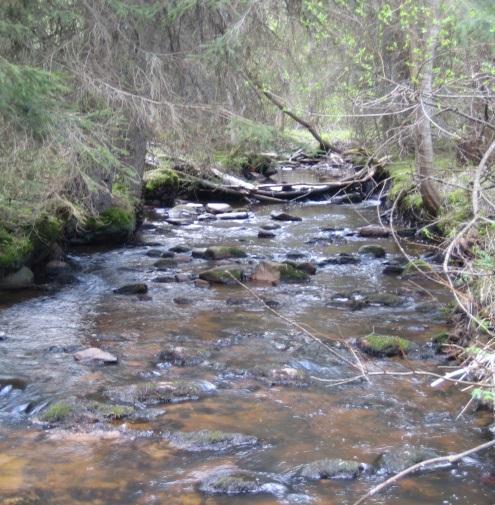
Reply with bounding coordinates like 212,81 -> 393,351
358,245 -> 386,258
0,266 -> 34,290
199,265 -> 246,285
113,283 -> 148,295
166,430 -> 258,452
357,334 -> 414,357
251,261 -> 310,285
258,230 -> 276,239
74,347 -> 118,365
374,445 -> 440,475
261,223 -> 281,231
198,468 -> 288,497
319,253 -> 360,266
204,246 -> 247,260
357,225 -> 390,238
291,458 -> 365,481
107,380 -> 215,406
205,203 -> 233,214
270,211 -> 302,222
153,258 -> 178,270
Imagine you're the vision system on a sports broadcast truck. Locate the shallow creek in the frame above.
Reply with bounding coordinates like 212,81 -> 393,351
0,198 -> 493,505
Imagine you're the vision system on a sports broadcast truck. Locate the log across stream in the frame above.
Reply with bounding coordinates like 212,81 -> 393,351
0,195 -> 493,505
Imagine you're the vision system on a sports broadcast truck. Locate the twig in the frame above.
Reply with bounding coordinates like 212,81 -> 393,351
352,439 -> 495,505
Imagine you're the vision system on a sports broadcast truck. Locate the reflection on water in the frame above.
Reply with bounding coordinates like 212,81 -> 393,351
0,199 -> 492,504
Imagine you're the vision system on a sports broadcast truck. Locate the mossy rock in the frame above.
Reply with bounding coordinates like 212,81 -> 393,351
364,292 -> 404,307
279,263 -> 310,283
40,402 -> 73,423
431,331 -> 450,351
358,334 -> 414,357
166,429 -> 258,452
84,206 -> 136,244
144,168 -> 180,206
294,458 -> 364,480
0,227 -> 33,274
87,401 -> 135,420
199,265 -> 245,285
204,246 -> 247,260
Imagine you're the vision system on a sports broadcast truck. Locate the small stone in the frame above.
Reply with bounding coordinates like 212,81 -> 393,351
319,254 -> 360,266
174,254 -> 192,264
166,430 -> 258,452
383,263 -> 404,276
169,245 -> 191,253
258,230 -> 276,239
271,211 -> 302,222
145,249 -> 164,258
216,211 -> 249,220
113,283 -> 148,295
153,258 -> 178,270
192,248 -> 208,259
358,245 -> 386,258
153,275 -> 175,283
261,223 -> 281,231
286,251 -> 306,259
194,279 -> 210,288
174,297 -> 192,306
74,347 -> 118,364
175,273 -> 190,283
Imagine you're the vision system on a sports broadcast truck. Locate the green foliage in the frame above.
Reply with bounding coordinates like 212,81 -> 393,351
145,168 -> 180,192
41,402 -> 73,423
0,228 -> 33,272
362,334 -> 413,354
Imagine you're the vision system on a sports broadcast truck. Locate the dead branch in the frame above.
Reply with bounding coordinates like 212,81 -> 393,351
352,439 -> 495,505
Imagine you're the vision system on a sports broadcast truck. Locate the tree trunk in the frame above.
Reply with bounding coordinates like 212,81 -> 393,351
412,0 -> 442,215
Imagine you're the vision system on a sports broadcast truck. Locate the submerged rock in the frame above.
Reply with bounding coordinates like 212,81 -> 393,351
270,211 -> 302,222
374,445 -> 440,475
364,292 -> 404,307
113,283 -> 148,295
382,262 -> 404,276
292,458 -> 365,480
166,430 -> 258,452
254,366 -> 310,387
169,245 -> 191,253
158,346 -> 210,367
217,211 -> 249,220
319,253 -> 360,266
357,335 -> 414,357
74,347 -> 118,364
153,258 -> 178,270
198,468 -> 287,497
106,380 -> 215,406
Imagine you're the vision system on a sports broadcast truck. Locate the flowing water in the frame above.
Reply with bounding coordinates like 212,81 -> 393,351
0,196 -> 493,505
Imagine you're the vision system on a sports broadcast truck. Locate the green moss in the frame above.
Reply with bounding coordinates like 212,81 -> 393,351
403,259 -> 433,276
34,215 -> 64,244
432,331 -> 450,348
87,401 -> 135,420
40,402 -> 73,423
204,246 -> 247,260
145,168 -> 180,192
0,227 -> 33,272
360,334 -> 413,356
280,263 -> 309,283
199,266 -> 244,284
86,206 -> 135,241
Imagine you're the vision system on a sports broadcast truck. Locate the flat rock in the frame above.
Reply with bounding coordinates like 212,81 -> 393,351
271,211 -> 302,222
166,430 -> 258,452
258,230 -> 276,239
357,335 -> 414,357
374,445 -> 440,475
166,218 -> 194,226
261,223 -> 281,231
153,258 -> 178,270
292,458 -> 364,480
74,347 -> 118,364
216,211 -> 249,220
206,203 -> 233,214
198,469 -> 287,497
113,283 -> 148,295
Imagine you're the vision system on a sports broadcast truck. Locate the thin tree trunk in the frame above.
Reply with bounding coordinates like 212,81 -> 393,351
412,0 -> 443,215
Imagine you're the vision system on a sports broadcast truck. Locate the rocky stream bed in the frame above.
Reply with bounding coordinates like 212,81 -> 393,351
0,194 -> 494,504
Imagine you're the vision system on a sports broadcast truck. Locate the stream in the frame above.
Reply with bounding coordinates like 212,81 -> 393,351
0,194 -> 493,504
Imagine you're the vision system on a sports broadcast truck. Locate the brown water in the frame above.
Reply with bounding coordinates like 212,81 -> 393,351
0,197 -> 493,505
